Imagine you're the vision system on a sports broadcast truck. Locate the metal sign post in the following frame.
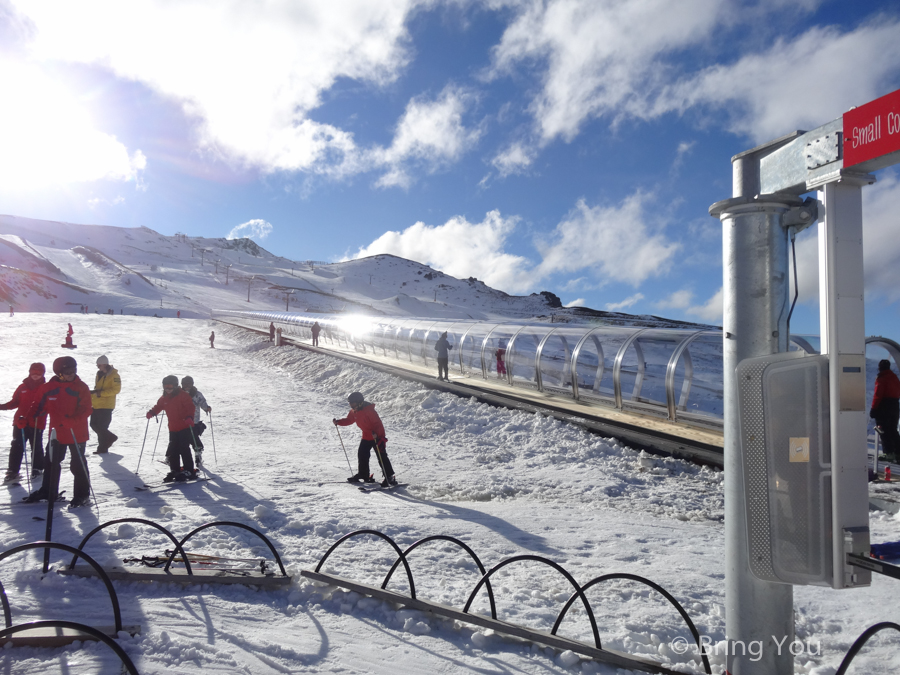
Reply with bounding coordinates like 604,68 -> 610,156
710,86 -> 900,674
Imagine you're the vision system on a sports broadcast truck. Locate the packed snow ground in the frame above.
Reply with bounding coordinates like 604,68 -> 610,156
1,314 -> 899,674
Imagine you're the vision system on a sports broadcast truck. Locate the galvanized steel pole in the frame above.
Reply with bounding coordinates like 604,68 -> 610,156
711,150 -> 802,674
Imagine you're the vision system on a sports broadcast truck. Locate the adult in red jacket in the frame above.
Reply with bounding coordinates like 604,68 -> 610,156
147,375 -> 197,481
333,392 -> 397,486
21,356 -> 93,507
0,362 -> 48,482
871,359 -> 900,461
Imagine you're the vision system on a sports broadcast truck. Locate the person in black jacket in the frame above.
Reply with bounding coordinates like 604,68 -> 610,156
434,332 -> 453,381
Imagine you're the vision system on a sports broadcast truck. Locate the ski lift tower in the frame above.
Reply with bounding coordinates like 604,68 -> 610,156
710,88 -> 900,673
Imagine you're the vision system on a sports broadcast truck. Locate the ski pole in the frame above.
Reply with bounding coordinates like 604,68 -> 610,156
42,433 -> 57,574
136,416 -> 151,474
372,435 -> 389,479
208,410 -> 218,468
334,424 -> 353,473
71,428 -> 100,516
150,412 -> 165,462
21,428 -> 32,493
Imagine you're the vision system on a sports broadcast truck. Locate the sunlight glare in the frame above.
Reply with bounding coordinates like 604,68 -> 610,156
0,59 -> 144,190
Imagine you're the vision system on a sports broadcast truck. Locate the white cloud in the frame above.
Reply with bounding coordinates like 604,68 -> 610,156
372,85 -> 482,188
606,293 -> 644,311
491,141 -> 535,177
0,56 -> 145,189
227,219 -> 273,241
536,192 -> 680,286
656,289 -> 694,310
14,0 -> 424,175
655,20 -> 900,142
687,287 -> 723,323
353,209 -> 535,293
488,0 -> 726,143
564,297 -> 585,308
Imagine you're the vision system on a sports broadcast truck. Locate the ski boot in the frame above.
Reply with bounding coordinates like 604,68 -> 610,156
68,495 -> 91,509
381,475 -> 398,488
348,473 -> 375,484
3,470 -> 19,484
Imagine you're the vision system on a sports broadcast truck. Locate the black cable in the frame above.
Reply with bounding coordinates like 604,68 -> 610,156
836,622 -> 900,674
786,232 -> 799,339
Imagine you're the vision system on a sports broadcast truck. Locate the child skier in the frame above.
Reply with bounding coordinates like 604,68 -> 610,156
0,363 -> 48,482
333,392 -> 397,487
181,376 -> 211,466
21,356 -> 93,507
146,375 -> 197,482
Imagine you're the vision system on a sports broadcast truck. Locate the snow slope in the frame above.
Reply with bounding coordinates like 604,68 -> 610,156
1,314 -> 899,674
0,214 -> 712,329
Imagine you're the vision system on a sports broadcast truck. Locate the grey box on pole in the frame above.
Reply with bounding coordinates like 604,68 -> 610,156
737,351 -> 833,586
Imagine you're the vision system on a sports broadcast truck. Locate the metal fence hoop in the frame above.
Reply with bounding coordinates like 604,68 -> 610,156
170,521 -> 288,576
0,541 -> 122,632
461,554 -> 601,649
314,529 -> 415,598
552,572 -> 711,674
69,517 -> 192,574
381,534 -> 497,618
0,620 -> 139,674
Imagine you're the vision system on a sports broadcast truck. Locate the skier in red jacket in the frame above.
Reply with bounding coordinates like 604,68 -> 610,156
0,363 -> 48,482
147,375 -> 197,481
333,392 -> 397,486
871,359 -> 900,462
21,356 -> 93,507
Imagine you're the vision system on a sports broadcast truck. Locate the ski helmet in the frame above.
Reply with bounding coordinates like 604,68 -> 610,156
162,375 -> 179,387
53,356 -> 77,376
181,376 -> 194,388
96,355 -> 109,366
347,392 -> 364,405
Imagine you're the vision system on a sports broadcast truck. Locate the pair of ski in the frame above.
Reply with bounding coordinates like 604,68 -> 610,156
135,476 -> 211,491
358,481 -> 405,492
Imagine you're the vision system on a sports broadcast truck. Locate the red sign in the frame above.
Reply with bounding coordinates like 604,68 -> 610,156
843,88 -> 900,169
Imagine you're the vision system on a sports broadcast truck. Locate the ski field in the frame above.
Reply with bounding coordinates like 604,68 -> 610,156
1,314 -> 899,674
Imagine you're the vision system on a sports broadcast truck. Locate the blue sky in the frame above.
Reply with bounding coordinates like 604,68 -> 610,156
2,1 -> 900,336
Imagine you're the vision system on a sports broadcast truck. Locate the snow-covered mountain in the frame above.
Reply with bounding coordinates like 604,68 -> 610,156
0,214 -> 712,328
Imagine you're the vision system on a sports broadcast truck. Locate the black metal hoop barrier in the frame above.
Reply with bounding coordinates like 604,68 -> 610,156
168,521 -> 289,576
462,554 -> 602,650
381,535 -> 498,619
0,542 -> 122,632
315,529 -> 416,596
69,518 -> 194,574
0,580 -> 10,629
0,620 -> 140,674
552,573 -> 712,675
836,621 -> 900,675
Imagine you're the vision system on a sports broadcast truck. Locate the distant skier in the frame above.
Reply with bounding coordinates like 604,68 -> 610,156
334,392 -> 397,487
181,376 -> 211,466
0,363 -> 47,483
62,323 -> 76,349
434,331 -> 453,381
871,359 -> 900,463
311,321 -> 321,346
269,322 -> 275,342
90,355 -> 121,454
8,305 -> 12,317
209,331 -> 215,349
22,356 -> 93,508
146,375 -> 197,482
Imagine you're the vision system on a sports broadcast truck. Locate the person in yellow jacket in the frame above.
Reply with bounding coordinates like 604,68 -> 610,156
90,355 -> 121,454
